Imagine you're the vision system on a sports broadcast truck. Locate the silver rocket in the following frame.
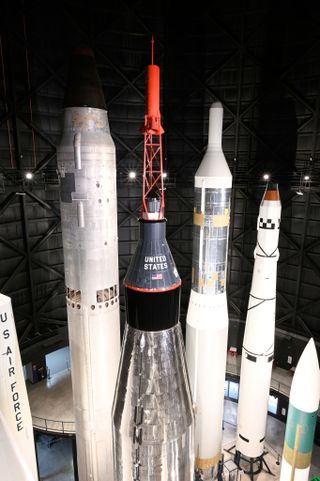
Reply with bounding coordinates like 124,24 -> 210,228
112,40 -> 194,481
279,338 -> 320,481
236,183 -> 281,460
57,48 -> 120,481
186,101 -> 232,478
0,294 -> 38,481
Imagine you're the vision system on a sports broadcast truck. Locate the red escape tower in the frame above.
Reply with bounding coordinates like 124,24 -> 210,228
141,36 -> 165,220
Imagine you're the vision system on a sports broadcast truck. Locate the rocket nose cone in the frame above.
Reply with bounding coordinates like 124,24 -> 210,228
262,183 -> 280,201
63,46 -> 106,109
290,338 -> 320,412
210,101 -> 223,109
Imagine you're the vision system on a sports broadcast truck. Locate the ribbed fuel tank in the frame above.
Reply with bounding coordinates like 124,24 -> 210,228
112,323 -> 194,481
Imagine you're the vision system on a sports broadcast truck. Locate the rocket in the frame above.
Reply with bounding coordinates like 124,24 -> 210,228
235,183 -> 281,460
112,38 -> 194,481
279,338 -> 320,481
57,48 -> 120,481
185,101 -> 232,478
0,294 -> 38,481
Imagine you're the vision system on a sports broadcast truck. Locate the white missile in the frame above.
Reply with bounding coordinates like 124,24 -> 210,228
236,183 -> 281,460
186,101 -> 232,479
279,338 -> 320,481
57,48 -> 120,481
0,294 -> 38,481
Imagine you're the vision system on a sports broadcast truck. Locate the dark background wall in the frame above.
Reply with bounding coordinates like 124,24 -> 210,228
0,0 -> 320,366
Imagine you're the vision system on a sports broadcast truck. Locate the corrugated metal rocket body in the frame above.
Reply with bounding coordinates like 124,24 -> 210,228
57,49 -> 120,481
236,184 -> 281,458
279,338 -> 320,481
186,102 -> 232,478
112,40 -> 194,481
0,294 -> 38,481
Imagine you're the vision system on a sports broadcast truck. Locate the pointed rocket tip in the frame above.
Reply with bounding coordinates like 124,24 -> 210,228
211,101 -> 223,109
151,35 -> 154,64
262,182 -> 280,201
290,337 -> 320,412
63,46 -> 106,110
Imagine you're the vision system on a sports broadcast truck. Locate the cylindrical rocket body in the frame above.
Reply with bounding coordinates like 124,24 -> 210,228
57,106 -> 120,481
113,322 -> 194,481
142,65 -> 164,134
147,65 -> 160,119
186,102 -> 232,478
236,185 -> 281,458
279,338 -> 320,481
113,219 -> 194,480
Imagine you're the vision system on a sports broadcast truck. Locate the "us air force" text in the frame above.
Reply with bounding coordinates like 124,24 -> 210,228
1,310 -> 24,432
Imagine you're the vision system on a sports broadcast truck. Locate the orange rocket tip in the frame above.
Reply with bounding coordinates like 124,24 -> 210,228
140,36 -> 164,135
263,183 -> 280,201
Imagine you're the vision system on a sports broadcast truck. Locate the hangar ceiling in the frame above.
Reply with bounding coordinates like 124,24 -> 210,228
0,0 -> 320,352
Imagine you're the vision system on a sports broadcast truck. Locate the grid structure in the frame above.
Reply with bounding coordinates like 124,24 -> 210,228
0,1 -> 320,355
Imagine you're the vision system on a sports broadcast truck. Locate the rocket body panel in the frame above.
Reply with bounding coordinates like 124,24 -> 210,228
235,349 -> 273,456
0,412 -> 36,481
113,323 -> 194,481
279,338 -> 320,481
192,186 -> 231,295
57,103 -> 120,481
186,291 -> 228,467
236,185 -> 281,459
0,294 -> 38,481
186,102 -> 232,477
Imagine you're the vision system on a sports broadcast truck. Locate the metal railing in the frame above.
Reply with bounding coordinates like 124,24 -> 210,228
31,357 -> 292,437
32,415 -> 75,434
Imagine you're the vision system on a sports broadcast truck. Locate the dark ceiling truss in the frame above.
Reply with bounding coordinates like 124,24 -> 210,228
0,190 -> 65,339
58,3 -> 147,99
0,1 -> 320,349
0,26 -> 65,339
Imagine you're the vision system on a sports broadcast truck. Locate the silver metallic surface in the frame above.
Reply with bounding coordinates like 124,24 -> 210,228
113,323 -> 194,481
192,187 -> 231,294
57,106 -> 120,481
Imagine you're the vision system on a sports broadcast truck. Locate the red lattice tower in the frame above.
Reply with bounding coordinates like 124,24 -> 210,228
141,37 -> 165,220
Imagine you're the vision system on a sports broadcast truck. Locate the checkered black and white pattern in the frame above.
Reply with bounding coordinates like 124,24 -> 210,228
259,217 -> 276,229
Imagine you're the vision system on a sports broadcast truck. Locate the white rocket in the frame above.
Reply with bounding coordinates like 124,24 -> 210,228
186,101 -> 232,478
57,48 -> 120,481
236,183 -> 281,459
0,294 -> 38,481
279,338 -> 320,481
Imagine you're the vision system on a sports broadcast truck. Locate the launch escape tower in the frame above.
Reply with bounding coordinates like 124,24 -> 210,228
141,36 -> 165,221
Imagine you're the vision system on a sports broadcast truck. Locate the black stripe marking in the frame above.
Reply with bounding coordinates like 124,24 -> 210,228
246,353 -> 257,362
239,434 -> 249,443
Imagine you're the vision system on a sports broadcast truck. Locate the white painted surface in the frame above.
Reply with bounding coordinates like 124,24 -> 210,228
0,294 -> 38,481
